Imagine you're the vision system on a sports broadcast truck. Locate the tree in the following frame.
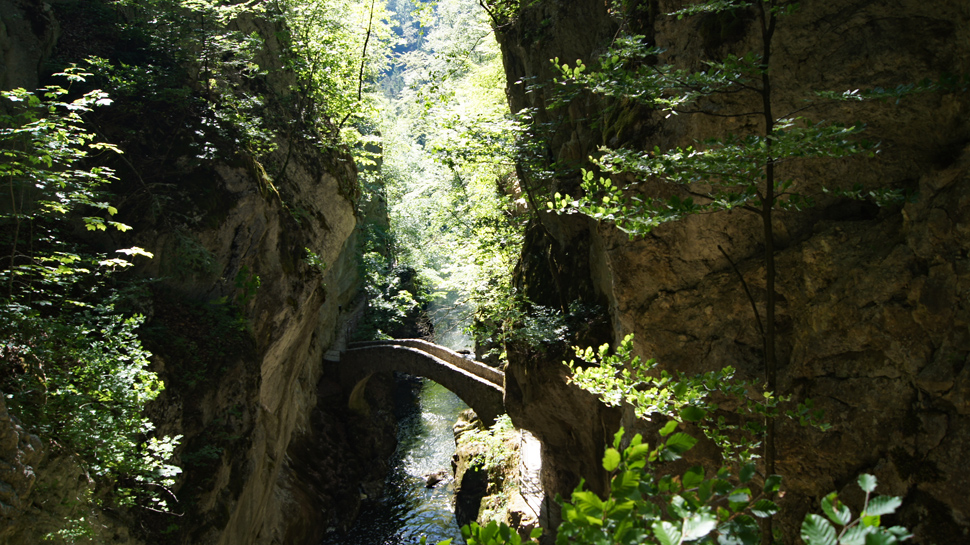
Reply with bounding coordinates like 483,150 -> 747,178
100,0 -> 277,157
0,70 -> 179,527
368,0 -> 527,347
274,0 -> 397,142
547,0 -> 916,514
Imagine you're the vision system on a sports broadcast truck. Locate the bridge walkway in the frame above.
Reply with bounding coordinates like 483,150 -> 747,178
332,339 -> 505,426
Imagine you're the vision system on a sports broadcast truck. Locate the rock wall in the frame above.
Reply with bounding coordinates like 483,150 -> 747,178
0,1 -> 388,543
0,0 -> 56,92
0,398 -> 41,539
493,0 -> 970,542
453,411 -> 492,529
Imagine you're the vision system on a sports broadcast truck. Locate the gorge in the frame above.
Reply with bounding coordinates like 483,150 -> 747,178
2,0 -> 970,544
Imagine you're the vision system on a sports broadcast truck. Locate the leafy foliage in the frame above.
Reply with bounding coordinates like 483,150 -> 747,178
460,519 -> 542,545
455,414 -> 524,525
275,0 -> 397,140
800,474 -> 911,545
367,0 -> 525,344
0,74 -> 139,297
88,0 -> 277,158
69,0 -> 396,183
566,333 -> 828,463
457,414 -> 518,472
468,285 -> 568,361
355,250 -> 429,340
556,428 -> 772,545
549,27 -> 889,237
0,72 -> 178,516
443,428 -> 909,545
3,310 -> 179,507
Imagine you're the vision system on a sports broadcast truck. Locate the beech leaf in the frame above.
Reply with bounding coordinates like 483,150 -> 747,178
801,514 -> 838,545
857,474 -> 878,493
603,448 -> 621,472
652,521 -> 682,545
865,496 -> 902,517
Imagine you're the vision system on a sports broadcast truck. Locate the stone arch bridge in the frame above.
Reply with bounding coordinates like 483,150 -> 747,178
333,339 -> 505,425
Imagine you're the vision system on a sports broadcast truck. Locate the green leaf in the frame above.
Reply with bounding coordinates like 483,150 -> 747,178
886,526 -> 913,540
611,467 -> 640,497
821,493 -> 852,526
116,246 -> 154,258
603,448 -> 621,471
697,478 -> 714,503
763,474 -> 782,494
613,427 -> 625,448
840,525 -> 871,545
665,432 -> 698,453
573,490 -> 604,512
750,499 -> 779,518
739,463 -> 756,483
864,533 -> 896,545
801,514 -> 838,545
680,405 -> 707,422
659,420 -> 679,436
499,522 -> 514,542
652,521 -> 683,545
865,495 -> 902,517
672,380 -> 689,398
627,443 -> 652,462
713,478 -> 733,495
683,512 -> 718,541
717,518 -> 760,545
683,466 -> 705,489
858,474 -> 878,493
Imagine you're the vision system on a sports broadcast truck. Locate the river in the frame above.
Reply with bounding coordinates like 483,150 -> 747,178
320,377 -> 469,545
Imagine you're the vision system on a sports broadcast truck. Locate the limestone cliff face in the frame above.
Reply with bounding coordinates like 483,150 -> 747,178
0,398 -> 42,533
0,1 -> 383,543
494,0 -> 970,541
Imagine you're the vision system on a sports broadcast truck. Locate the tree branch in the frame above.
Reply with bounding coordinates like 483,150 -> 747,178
338,0 -> 376,131
478,0 -> 502,27
717,244 -> 766,344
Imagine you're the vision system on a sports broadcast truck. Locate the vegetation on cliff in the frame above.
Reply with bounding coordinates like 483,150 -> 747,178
0,0 -> 392,539
0,70 -> 178,532
457,428 -> 910,545
0,0 -> 524,538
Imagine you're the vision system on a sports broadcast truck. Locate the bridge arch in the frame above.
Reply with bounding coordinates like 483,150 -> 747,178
334,340 -> 505,426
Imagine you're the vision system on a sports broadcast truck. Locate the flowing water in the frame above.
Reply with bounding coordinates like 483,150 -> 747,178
321,377 -> 469,545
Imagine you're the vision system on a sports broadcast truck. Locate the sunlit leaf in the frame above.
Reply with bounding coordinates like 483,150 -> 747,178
603,448 -> 621,471
653,521 -> 683,545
